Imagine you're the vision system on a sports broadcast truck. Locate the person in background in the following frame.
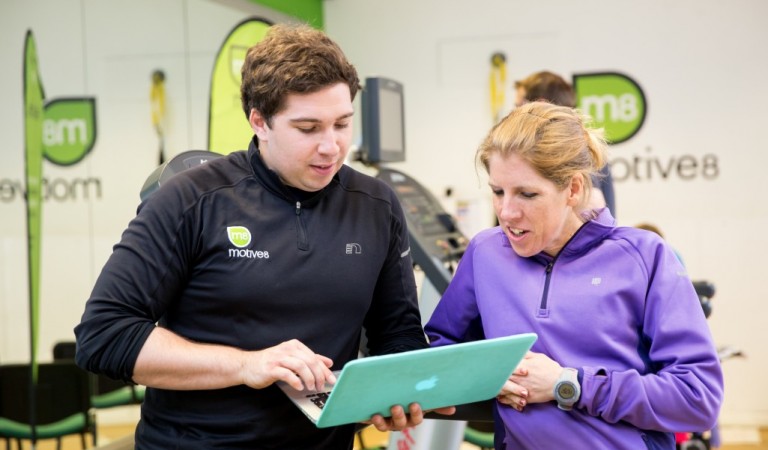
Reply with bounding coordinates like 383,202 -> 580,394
425,102 -> 723,449
635,222 -> 686,266
514,70 -> 616,217
75,23 -> 451,449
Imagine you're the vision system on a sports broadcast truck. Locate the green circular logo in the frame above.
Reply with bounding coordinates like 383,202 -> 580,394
42,98 -> 97,166
227,226 -> 252,248
574,72 -> 646,144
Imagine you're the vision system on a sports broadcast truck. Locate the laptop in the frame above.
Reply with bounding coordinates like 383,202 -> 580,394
277,333 -> 537,428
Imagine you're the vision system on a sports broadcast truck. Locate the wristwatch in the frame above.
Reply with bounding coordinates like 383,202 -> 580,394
553,368 -> 580,411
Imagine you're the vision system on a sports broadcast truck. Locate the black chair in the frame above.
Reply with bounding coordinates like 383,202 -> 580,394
0,361 -> 96,450
52,342 -> 145,410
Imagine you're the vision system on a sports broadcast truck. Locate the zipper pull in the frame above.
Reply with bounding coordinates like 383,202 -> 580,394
295,201 -> 301,216
545,261 -> 554,274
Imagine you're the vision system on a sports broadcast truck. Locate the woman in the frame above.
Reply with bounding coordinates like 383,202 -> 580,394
424,102 -> 722,449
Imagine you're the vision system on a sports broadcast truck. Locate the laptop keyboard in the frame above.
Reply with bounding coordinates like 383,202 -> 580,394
306,392 -> 330,409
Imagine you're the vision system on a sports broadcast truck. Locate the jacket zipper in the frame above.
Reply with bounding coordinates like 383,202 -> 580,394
536,224 -> 586,317
295,201 -> 309,251
538,260 -> 555,316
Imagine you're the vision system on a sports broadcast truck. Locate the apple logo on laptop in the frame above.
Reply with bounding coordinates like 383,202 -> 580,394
415,376 -> 439,391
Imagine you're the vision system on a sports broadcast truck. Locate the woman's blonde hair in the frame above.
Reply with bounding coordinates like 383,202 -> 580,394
477,101 -> 608,210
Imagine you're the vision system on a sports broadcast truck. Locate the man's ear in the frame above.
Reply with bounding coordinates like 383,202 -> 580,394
249,108 -> 269,140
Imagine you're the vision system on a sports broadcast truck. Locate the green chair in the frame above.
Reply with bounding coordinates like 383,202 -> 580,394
53,341 -> 145,410
463,425 -> 495,450
0,361 -> 96,450
452,401 -> 496,450
90,376 -> 145,409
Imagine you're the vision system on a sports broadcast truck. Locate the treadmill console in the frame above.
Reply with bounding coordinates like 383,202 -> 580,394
377,167 -> 468,293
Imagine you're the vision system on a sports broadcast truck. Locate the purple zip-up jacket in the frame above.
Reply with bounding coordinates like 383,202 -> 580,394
425,209 -> 723,450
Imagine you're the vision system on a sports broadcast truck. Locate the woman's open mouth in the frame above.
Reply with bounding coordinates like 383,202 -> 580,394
509,228 -> 526,237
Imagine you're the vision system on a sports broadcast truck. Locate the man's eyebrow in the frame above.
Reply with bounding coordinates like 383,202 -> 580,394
288,112 -> 354,123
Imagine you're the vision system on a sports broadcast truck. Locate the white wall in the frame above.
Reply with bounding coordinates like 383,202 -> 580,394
1,0 -> 766,430
325,0 -> 768,427
0,0 -> 292,360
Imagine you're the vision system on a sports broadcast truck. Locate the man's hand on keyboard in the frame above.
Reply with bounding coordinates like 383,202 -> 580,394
243,339 -> 335,392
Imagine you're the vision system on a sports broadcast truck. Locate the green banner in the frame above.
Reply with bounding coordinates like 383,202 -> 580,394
42,97 -> 97,165
208,18 -> 272,155
23,30 -> 45,381
251,0 -> 323,28
573,72 -> 647,144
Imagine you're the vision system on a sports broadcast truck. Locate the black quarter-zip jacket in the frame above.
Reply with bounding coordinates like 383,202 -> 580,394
75,138 -> 427,449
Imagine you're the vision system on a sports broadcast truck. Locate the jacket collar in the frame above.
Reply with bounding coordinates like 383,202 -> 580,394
246,136 -> 336,208
559,208 -> 616,258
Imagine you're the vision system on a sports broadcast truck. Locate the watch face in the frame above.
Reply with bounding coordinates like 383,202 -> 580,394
557,383 -> 576,400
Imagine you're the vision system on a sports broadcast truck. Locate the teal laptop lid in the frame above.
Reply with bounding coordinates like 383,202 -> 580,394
278,333 -> 537,428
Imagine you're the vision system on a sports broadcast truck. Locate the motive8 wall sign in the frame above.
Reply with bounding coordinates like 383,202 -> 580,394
573,72 -> 719,182
610,146 -> 719,182
1,95 -> 100,203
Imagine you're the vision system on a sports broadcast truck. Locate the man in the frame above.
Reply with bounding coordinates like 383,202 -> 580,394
514,70 -> 616,217
75,24 -> 449,449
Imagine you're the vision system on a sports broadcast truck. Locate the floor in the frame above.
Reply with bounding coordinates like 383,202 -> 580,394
6,423 -> 768,449
356,425 -> 768,450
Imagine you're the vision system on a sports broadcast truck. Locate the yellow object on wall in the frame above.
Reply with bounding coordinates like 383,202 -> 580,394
489,51 -> 507,123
